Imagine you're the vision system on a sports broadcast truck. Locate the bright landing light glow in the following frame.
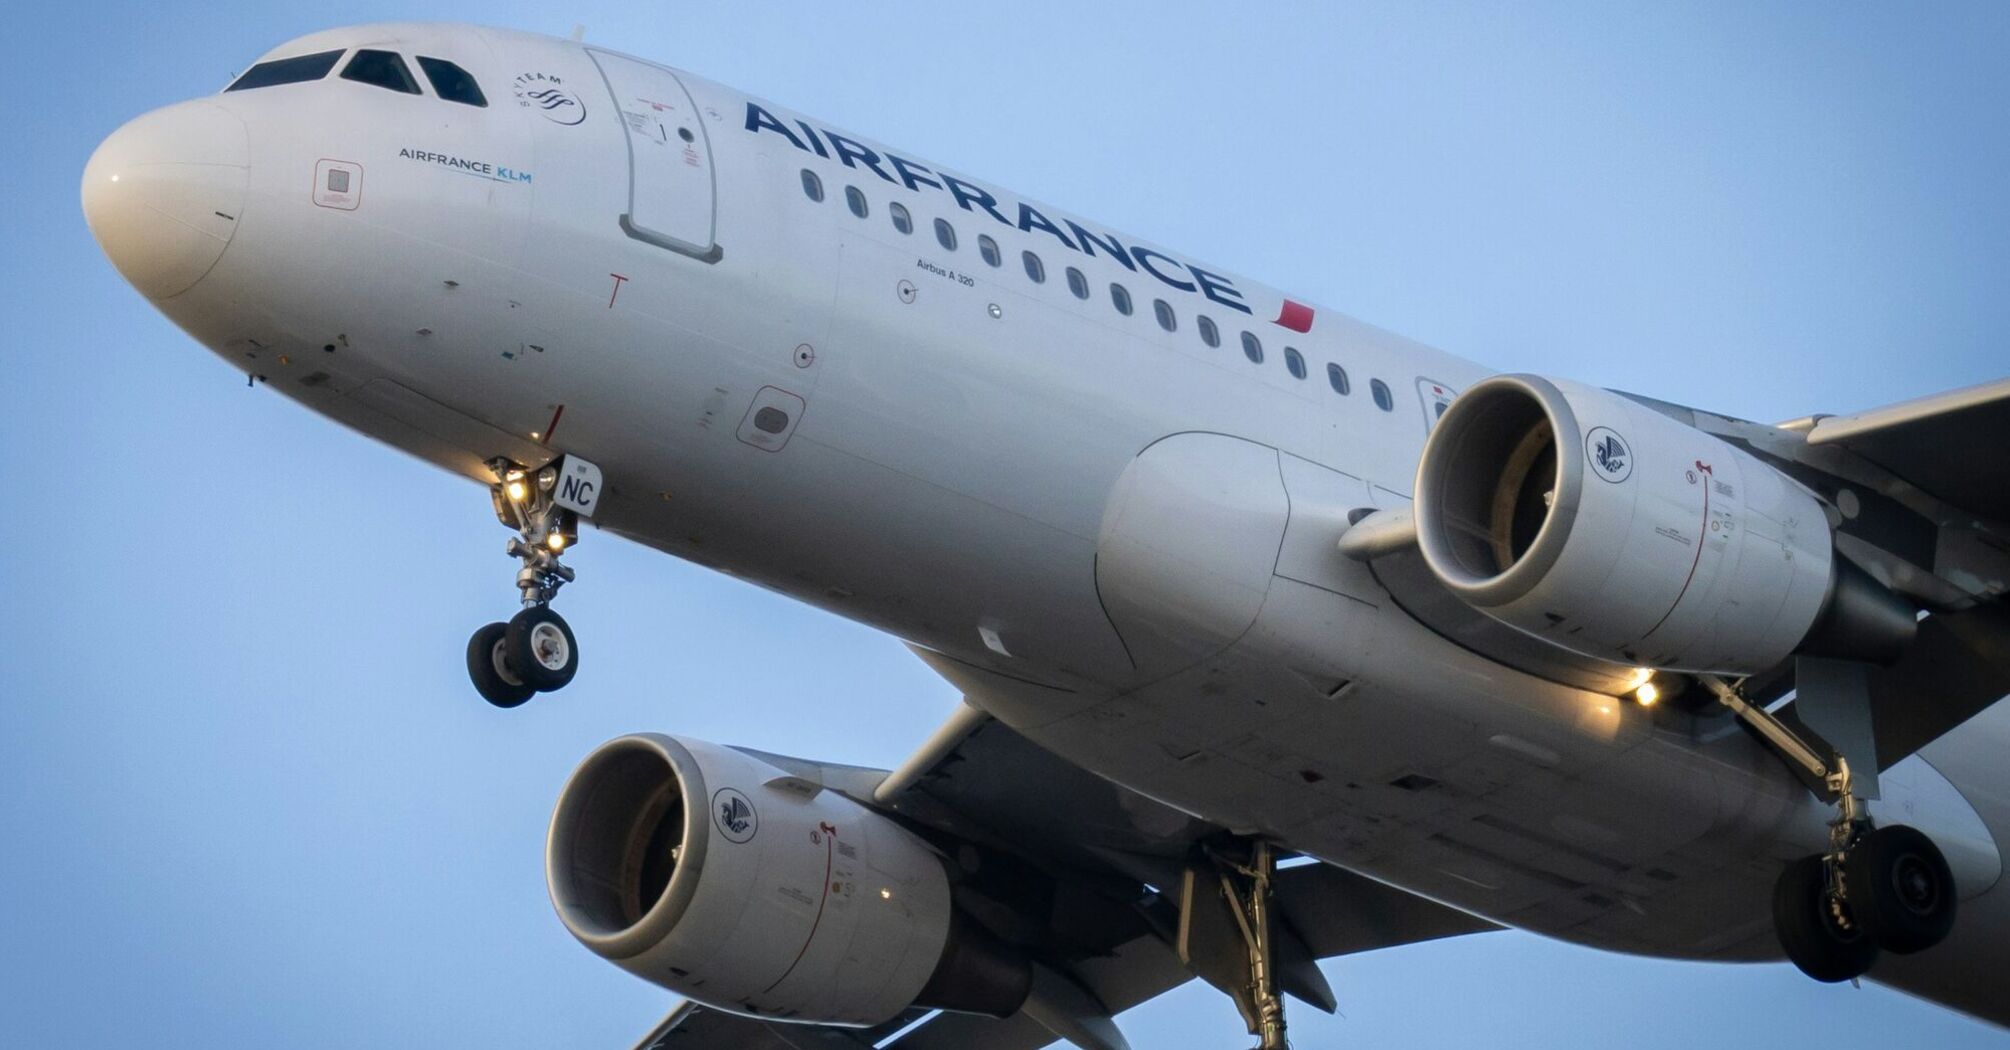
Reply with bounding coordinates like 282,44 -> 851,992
1635,682 -> 1660,707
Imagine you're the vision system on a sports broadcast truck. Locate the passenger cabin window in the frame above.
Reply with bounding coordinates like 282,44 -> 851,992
1284,347 -> 1307,380
845,185 -> 868,219
1198,315 -> 1220,348
1023,251 -> 1046,283
800,169 -> 824,202
227,50 -> 344,91
341,49 -> 421,95
890,201 -> 913,234
934,218 -> 958,251
1241,332 -> 1264,364
1154,299 -> 1177,333
1111,283 -> 1134,316
1327,363 -> 1351,395
1065,267 -> 1089,300
978,235 -> 1002,267
1371,379 -> 1395,411
416,56 -> 485,106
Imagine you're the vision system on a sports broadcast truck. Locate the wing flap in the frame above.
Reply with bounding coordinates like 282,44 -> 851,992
1802,377 -> 2010,523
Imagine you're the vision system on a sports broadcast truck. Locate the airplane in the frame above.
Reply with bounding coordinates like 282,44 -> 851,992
79,21 -> 2010,1050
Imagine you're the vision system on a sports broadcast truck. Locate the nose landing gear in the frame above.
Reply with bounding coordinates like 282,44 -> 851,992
467,456 -> 600,708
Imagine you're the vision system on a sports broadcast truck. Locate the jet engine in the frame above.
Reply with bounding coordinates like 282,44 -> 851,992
546,734 -> 1032,1026
1411,374 -> 1911,675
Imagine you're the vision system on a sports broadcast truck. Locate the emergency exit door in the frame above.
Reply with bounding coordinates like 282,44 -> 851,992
587,49 -> 718,260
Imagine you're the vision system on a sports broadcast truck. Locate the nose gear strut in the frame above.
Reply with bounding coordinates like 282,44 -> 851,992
465,455 -> 601,707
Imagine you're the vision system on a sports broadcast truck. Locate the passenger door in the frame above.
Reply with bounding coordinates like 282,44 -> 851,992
586,49 -> 718,260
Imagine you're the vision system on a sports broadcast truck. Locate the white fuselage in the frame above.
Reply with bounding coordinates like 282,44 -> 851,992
82,22 -> 2010,1025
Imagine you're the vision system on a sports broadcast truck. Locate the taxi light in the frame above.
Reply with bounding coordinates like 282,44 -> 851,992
547,532 -> 567,551
506,480 -> 528,502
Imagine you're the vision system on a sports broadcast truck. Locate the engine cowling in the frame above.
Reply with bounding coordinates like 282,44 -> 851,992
546,734 -> 1028,1026
1412,374 -> 1839,675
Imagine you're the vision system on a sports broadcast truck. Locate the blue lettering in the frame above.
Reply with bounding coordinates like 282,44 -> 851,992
887,154 -> 943,193
824,133 -> 899,185
942,175 -> 1012,226
795,120 -> 831,158
1191,266 -> 1251,315
1017,204 -> 1077,250
1065,221 -> 1138,271
744,103 -> 807,152
1131,247 -> 1196,292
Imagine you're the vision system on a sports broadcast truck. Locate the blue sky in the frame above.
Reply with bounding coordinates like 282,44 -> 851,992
7,3 -> 2008,1047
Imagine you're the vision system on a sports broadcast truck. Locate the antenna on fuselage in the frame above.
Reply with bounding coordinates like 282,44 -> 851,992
570,24 -> 587,42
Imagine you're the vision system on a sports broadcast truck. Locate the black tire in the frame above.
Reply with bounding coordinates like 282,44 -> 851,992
1773,854 -> 1878,983
1846,824 -> 1957,955
507,605 -> 579,692
467,622 -> 535,708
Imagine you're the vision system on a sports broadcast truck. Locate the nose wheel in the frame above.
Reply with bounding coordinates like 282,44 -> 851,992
467,621 -> 534,709
467,456 -> 600,708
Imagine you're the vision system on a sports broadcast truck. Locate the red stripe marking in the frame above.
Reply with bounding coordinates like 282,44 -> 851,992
1641,462 -> 1713,644
763,824 -> 837,994
1275,299 -> 1315,333
541,404 -> 565,446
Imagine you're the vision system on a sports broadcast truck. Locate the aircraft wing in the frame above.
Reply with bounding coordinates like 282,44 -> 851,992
1798,376 -> 2010,523
631,1001 -> 933,1048
627,695 -> 1496,1050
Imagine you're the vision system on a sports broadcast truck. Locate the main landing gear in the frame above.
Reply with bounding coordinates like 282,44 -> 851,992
1703,677 -> 1958,983
1220,840 -> 1290,1050
466,456 -> 597,708
1181,839 -> 1298,1050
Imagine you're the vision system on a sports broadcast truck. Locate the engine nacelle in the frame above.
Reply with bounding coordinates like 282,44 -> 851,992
1412,374 -> 1839,675
546,734 -> 1027,1026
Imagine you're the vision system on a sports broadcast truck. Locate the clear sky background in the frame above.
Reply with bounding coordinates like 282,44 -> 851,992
6,3 -> 2008,1047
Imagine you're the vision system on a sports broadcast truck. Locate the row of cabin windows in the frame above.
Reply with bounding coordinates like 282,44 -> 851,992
802,169 -> 1399,412
228,48 -> 487,106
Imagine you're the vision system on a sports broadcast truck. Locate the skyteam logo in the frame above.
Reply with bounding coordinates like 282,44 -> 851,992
513,73 -> 586,125
712,788 -> 758,843
1586,427 -> 1632,483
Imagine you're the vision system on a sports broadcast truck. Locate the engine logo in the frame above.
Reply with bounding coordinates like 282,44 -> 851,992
1586,427 -> 1632,483
712,788 -> 758,844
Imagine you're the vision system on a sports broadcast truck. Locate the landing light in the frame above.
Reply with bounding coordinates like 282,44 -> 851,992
506,480 -> 528,502
1635,682 -> 1660,707
547,533 -> 566,551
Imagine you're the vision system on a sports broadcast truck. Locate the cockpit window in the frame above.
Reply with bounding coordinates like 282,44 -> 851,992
341,49 -> 421,95
417,56 -> 487,107
226,49 -> 344,92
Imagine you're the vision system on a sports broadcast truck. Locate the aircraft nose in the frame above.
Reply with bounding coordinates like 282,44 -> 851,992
81,101 -> 248,300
